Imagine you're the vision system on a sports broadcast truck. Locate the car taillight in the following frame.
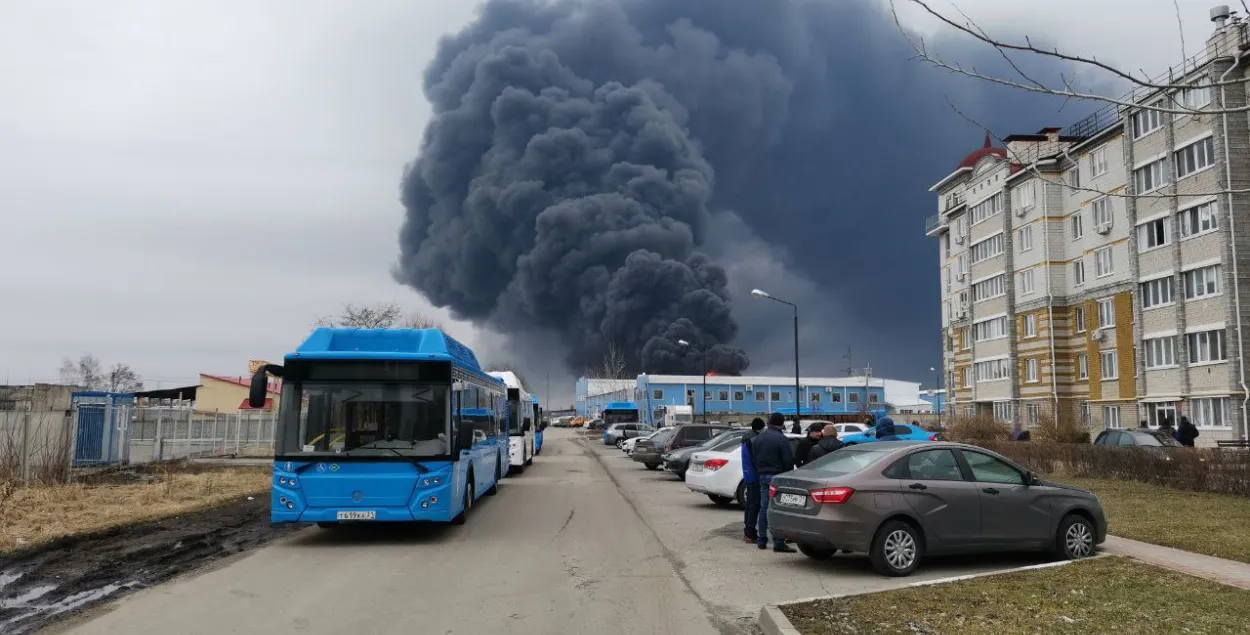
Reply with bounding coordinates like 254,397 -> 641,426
928,434 -> 939,441
768,483 -> 777,498
704,458 -> 728,471
810,487 -> 855,504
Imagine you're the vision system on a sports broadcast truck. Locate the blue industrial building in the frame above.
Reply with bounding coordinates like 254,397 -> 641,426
576,374 -> 929,426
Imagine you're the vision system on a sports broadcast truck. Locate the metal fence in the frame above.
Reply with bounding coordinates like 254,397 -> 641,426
1,405 -> 276,484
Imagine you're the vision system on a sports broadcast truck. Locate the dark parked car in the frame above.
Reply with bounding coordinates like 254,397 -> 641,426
664,429 -> 750,479
767,441 -> 1107,577
632,428 -> 679,470
1093,429 -> 1182,449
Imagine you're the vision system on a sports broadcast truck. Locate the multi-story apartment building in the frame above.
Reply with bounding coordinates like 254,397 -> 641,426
925,6 -> 1250,444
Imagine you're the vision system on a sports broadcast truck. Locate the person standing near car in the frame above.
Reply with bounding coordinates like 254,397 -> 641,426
740,417 -> 765,544
794,422 -> 825,467
806,427 -> 844,461
1176,416 -> 1200,447
752,413 -> 796,553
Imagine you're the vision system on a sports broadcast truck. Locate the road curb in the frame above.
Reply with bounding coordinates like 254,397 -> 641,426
756,556 -> 1097,635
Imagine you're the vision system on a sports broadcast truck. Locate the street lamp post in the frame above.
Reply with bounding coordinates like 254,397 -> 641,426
677,339 -> 707,423
751,289 -> 801,424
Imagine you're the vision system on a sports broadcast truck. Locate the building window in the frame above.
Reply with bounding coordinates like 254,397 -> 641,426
962,367 -> 973,388
1066,167 -> 1080,189
1187,329 -> 1227,364
1133,157 -> 1170,193
652,389 -> 664,400
686,389 -> 695,405
1100,350 -> 1118,380
1174,136 -> 1215,179
755,391 -> 765,401
973,358 -> 1011,382
1024,314 -> 1037,338
970,233 -> 1005,263
1095,246 -> 1114,278
1014,182 -> 1035,210
734,391 -> 744,401
1080,403 -> 1092,426
972,275 -> 1006,302
960,327 -> 970,350
1026,358 -> 1039,383
869,394 -> 879,404
1018,224 -> 1033,251
1103,405 -> 1121,429
705,390 -> 712,400
1131,102 -> 1163,138
1075,306 -> 1087,333
830,393 -> 841,403
1077,354 -> 1088,380
849,393 -> 860,403
1018,269 -> 1035,295
1092,197 -> 1113,230
1190,397 -> 1229,428
1146,402 -> 1178,427
1143,336 -> 1176,368
970,193 -> 1003,225
1176,83 -> 1211,115
1089,146 -> 1108,177
1071,212 -> 1085,240
1025,402 -> 1042,426
1097,298 -> 1116,328
1179,201 -> 1219,238
1140,277 -> 1174,309
1072,260 -> 1086,286
1183,264 -> 1222,300
972,315 -> 1009,342
1138,217 -> 1169,251
770,391 -> 780,401
717,390 -> 729,401
992,401 -> 1013,422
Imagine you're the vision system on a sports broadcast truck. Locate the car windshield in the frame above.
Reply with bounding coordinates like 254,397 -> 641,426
801,446 -> 891,476
648,429 -> 676,445
278,381 -> 449,457
603,409 -> 638,425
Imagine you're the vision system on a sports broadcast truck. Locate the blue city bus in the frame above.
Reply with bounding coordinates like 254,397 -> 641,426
251,328 -> 509,527
533,398 -> 544,456
600,401 -> 640,443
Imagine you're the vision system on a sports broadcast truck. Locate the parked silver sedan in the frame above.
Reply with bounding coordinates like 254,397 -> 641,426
766,441 -> 1106,577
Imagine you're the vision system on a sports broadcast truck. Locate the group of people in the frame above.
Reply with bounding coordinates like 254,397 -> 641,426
1143,416 -> 1200,447
737,412 -> 898,551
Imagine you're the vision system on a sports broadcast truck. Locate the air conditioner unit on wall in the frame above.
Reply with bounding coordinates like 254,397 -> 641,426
1092,328 -> 1106,341
956,271 -> 966,281
1095,224 -> 1112,235
1014,207 -> 1027,217
955,234 -> 965,244
744,385 -> 753,391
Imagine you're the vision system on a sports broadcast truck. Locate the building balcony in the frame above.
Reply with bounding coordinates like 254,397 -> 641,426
925,214 -> 945,236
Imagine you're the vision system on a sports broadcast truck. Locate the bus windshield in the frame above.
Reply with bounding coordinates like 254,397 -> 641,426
603,409 -> 638,425
278,381 -> 449,457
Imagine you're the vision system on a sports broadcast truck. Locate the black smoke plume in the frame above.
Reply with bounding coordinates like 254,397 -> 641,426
398,0 -> 1088,379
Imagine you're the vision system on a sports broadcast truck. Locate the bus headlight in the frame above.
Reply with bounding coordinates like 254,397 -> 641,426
422,478 -> 431,486
431,476 -> 441,485
279,496 -> 288,505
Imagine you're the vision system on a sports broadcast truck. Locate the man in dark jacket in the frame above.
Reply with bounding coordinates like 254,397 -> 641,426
794,422 -> 826,467
740,418 -> 765,543
807,431 -> 844,462
752,413 -> 797,553
1176,416 -> 1200,447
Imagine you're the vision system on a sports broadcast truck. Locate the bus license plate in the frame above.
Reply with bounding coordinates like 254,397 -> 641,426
778,493 -> 806,507
336,511 -> 376,520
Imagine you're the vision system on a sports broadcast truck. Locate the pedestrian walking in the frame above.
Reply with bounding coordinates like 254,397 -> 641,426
740,418 -> 765,543
752,413 -> 796,553
1176,416 -> 1200,447
794,422 -> 825,467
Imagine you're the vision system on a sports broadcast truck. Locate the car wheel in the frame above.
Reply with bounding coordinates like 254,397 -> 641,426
616,439 -> 625,449
645,463 -> 659,470
798,544 -> 836,560
734,481 -> 747,507
870,520 -> 922,577
708,494 -> 734,507
1055,514 -> 1096,560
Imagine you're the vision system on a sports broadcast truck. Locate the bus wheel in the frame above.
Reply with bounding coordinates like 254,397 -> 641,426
453,473 -> 473,526
485,456 -> 501,496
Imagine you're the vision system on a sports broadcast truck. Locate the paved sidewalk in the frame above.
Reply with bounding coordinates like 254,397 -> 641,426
1103,535 -> 1250,590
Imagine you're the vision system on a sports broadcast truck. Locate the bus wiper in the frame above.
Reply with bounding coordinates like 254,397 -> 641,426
349,443 -> 429,473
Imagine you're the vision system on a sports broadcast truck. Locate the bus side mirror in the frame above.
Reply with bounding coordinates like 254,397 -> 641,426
249,364 -> 283,408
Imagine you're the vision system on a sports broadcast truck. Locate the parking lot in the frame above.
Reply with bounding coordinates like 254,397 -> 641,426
583,431 -> 1057,624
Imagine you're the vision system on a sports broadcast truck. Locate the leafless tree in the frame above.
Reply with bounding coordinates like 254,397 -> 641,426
315,302 -> 444,330
106,363 -> 144,392
59,354 -> 104,390
593,340 -> 629,380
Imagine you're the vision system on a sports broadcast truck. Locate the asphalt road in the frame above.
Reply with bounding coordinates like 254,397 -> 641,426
54,428 -> 1043,634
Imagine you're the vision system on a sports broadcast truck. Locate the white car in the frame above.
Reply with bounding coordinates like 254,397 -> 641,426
829,422 -> 868,439
685,433 -> 804,507
621,431 -> 658,454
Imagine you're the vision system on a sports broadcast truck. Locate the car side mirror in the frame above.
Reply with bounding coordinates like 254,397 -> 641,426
1024,471 -> 1039,486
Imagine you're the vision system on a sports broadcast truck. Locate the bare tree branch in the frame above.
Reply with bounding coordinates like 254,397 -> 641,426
59,354 -> 103,390
106,363 -> 144,393
399,311 -> 445,330
590,341 -> 629,380
316,302 -> 443,329
889,0 -> 1250,116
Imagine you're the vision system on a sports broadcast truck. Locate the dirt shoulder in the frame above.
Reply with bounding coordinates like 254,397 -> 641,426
0,492 -> 302,634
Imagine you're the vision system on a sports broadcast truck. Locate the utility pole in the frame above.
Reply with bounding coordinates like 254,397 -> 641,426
842,347 -> 853,376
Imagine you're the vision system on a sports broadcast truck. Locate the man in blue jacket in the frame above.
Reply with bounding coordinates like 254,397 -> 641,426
752,413 -> 797,553
740,417 -> 766,543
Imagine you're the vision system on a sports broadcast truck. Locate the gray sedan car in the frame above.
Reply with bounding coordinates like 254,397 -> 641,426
766,441 -> 1106,577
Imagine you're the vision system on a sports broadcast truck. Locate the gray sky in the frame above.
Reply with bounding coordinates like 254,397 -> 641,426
0,0 -> 1217,404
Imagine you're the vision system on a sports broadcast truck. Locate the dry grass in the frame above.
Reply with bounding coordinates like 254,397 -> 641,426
1063,476 -> 1250,563
942,413 -> 1011,444
0,467 -> 271,554
783,557 -> 1250,635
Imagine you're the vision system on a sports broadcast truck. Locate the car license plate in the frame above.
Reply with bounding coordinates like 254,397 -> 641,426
691,463 -> 703,472
778,493 -> 806,507
336,511 -> 376,520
